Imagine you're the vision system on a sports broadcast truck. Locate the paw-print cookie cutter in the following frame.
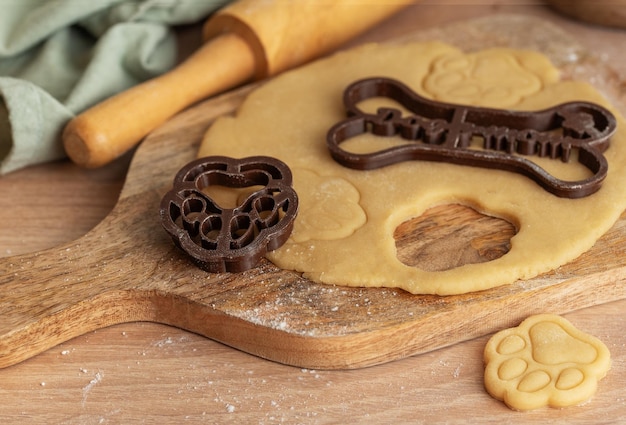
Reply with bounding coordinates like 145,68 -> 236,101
484,314 -> 611,411
327,77 -> 617,198
160,156 -> 298,273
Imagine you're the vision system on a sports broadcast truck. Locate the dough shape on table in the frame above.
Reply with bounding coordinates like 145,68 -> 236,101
483,314 -> 611,410
198,41 -> 626,295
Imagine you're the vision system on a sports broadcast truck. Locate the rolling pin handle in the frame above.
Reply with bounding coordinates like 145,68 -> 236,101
63,33 -> 256,168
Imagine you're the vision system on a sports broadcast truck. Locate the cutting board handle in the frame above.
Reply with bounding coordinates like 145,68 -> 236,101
0,194 -> 160,367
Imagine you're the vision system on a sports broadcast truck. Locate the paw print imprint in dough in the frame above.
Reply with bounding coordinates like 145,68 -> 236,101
423,49 -> 556,107
484,314 -> 611,411
288,168 -> 366,243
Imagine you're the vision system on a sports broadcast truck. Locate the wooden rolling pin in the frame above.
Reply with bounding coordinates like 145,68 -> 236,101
63,0 -> 411,168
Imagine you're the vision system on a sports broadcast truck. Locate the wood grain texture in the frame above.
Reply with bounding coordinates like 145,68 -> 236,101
1,3 -> 626,424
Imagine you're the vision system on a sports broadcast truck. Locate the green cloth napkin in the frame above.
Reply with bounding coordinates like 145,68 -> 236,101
0,0 -> 231,174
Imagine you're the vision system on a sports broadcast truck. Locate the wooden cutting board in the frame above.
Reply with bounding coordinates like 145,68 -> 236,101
1,16 -> 625,370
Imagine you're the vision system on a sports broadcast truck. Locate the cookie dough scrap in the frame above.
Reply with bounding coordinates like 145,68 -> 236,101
199,41 -> 626,295
484,314 -> 611,411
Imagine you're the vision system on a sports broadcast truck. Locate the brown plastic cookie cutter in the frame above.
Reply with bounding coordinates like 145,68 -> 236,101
160,156 -> 298,273
327,77 -> 617,198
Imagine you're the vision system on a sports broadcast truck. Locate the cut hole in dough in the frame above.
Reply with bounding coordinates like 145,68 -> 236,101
394,204 -> 517,272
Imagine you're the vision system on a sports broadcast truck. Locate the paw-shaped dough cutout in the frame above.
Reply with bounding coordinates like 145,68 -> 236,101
484,314 -> 611,411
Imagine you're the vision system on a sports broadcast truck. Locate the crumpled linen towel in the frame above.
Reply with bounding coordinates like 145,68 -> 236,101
0,0 -> 231,174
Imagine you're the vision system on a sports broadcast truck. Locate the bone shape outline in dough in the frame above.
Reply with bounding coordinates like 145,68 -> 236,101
326,77 -> 617,198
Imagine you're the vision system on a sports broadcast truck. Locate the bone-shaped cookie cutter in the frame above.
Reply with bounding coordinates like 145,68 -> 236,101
160,156 -> 298,273
327,77 -> 617,198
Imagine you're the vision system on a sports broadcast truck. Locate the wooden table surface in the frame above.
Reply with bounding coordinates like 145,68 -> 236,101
1,2 -> 625,424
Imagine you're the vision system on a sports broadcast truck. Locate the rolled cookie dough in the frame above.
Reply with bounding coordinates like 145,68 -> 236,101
198,41 -> 626,295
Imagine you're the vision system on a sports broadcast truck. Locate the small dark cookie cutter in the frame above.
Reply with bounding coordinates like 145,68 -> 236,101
327,77 -> 617,198
160,156 -> 298,273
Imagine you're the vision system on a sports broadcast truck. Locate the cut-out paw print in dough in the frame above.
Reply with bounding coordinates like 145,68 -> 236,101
484,314 -> 611,411
287,168 -> 366,243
